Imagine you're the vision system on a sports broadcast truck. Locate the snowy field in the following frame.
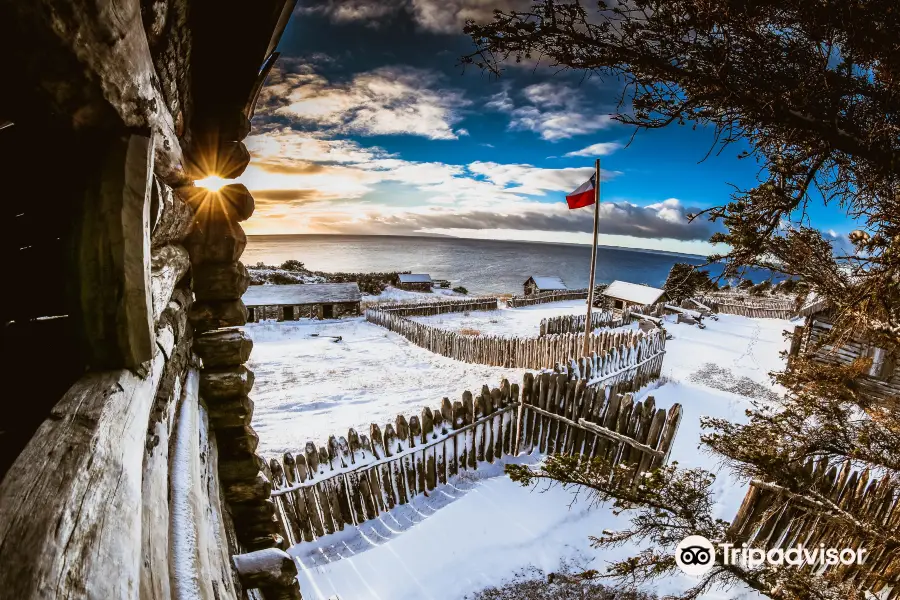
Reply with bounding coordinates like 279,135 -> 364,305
244,304 -> 793,600
245,318 -> 526,456
407,299 -> 595,337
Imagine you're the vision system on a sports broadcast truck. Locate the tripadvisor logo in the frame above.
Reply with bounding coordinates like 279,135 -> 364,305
675,535 -> 868,577
675,536 -> 716,576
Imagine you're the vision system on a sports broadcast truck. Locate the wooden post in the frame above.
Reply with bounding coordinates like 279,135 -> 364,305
582,158 -> 601,356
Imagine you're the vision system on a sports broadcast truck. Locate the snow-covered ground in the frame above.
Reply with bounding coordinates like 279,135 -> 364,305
246,318 -> 526,456
245,305 -> 793,600
407,299 -> 593,337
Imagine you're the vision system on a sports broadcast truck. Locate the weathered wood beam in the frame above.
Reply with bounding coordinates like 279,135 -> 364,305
0,313 -> 183,599
232,548 -> 301,598
77,133 -> 156,369
151,177 -> 194,247
151,244 -> 190,322
0,0 -> 188,184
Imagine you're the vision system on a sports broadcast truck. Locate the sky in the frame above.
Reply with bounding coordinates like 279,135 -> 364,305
228,0 -> 855,256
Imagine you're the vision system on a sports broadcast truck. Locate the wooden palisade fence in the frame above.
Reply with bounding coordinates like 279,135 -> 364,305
366,306 -> 666,370
696,295 -> 796,319
540,309 -> 630,336
267,366 -> 681,547
730,459 -> 900,597
506,288 -> 590,308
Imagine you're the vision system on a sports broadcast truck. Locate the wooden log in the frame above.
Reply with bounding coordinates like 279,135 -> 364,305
520,373 -> 535,455
537,372 -> 552,453
408,416 -> 427,495
183,213 -> 247,266
474,394 -> 487,463
450,401 -> 464,476
306,443 -> 335,536
150,244 -> 190,322
194,328 -> 253,368
232,548 -> 301,597
432,409 -> 448,485
184,140 -> 251,181
652,404 -> 682,469
223,472 -> 272,505
77,134 -> 156,369
271,459 -> 301,545
206,394 -> 254,429
297,453 -> 324,538
421,408 -> 437,491
199,365 -> 254,400
193,261 -> 251,302
188,299 -> 248,333
282,453 -> 313,542
151,177 -> 194,247
383,424 -> 407,506
491,388 -> 503,461
345,430 -> 365,524
463,392 -> 476,470
371,424 -> 395,510
332,437 -> 355,526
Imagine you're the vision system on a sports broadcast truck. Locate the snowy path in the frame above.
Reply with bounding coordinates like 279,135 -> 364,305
246,309 -> 793,600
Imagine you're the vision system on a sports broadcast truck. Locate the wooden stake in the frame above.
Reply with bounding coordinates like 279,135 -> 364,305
583,158 -> 601,356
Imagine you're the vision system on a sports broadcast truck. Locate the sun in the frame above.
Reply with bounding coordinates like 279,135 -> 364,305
194,175 -> 232,191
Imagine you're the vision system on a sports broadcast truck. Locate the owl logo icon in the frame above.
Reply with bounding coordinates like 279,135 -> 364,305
675,535 -> 716,576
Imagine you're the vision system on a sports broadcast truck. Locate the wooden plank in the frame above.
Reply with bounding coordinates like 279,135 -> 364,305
383,424 -> 407,506
345,430 -> 365,524
463,392 -> 476,470
282,453 -> 313,542
451,400 -> 464,476
421,408 -> 437,491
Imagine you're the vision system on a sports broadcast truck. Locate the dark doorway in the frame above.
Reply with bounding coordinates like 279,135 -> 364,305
322,304 -> 334,319
283,306 -> 295,320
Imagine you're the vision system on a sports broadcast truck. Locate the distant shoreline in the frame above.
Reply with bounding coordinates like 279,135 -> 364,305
245,232 -> 709,261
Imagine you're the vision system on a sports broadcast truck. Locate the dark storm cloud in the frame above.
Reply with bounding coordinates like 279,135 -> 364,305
252,189 -> 324,205
313,200 -> 722,242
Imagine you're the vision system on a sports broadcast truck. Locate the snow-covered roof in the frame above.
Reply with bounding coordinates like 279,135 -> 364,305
527,276 -> 568,291
796,291 -> 828,317
242,283 -> 361,306
602,280 -> 665,305
398,273 -> 432,283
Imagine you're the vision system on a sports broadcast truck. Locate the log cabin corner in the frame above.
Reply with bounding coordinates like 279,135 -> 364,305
0,0 -> 304,597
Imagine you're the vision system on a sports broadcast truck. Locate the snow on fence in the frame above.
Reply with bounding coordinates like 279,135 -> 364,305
373,297 -> 499,317
730,459 -> 900,596
506,288 -> 589,308
266,368 -> 681,547
365,305 -> 666,372
696,295 -> 796,319
539,309 -> 629,336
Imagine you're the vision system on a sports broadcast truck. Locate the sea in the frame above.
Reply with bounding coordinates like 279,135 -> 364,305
244,234 -> 739,296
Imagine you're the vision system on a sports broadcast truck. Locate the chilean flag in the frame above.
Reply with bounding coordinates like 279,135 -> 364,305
565,173 -> 596,209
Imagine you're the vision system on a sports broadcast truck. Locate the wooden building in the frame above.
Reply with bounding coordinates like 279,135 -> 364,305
398,273 -> 433,291
0,1 -> 304,597
244,282 -> 361,321
790,294 -> 898,405
524,275 -> 568,296
602,280 -> 666,311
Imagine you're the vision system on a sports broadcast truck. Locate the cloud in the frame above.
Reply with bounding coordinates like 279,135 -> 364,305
565,142 -> 624,157
255,62 -> 470,140
300,198 -> 720,241
296,0 -> 532,33
488,83 -> 616,141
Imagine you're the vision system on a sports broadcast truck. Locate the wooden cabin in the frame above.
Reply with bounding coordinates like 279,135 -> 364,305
243,282 -> 362,320
790,294 -> 898,405
398,273 -> 433,291
524,275 -> 568,296
0,1 -> 304,597
602,280 -> 666,311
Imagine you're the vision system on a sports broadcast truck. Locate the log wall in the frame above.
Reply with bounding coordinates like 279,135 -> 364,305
539,309 -> 629,336
269,367 -> 680,546
730,461 -> 900,597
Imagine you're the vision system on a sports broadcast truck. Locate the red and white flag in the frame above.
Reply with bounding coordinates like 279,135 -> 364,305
565,173 -> 596,209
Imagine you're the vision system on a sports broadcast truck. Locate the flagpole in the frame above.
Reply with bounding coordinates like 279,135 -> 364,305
582,158 -> 601,357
